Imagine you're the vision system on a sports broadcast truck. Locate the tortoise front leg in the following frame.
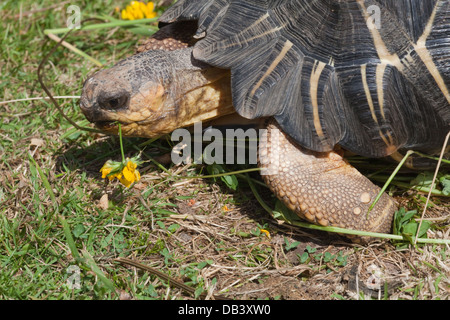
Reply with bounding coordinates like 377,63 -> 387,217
258,120 -> 396,235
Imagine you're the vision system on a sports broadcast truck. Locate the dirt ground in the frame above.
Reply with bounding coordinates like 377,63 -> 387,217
113,163 -> 450,300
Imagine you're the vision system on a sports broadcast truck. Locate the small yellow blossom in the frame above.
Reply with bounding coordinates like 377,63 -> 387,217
100,157 -> 141,188
260,229 -> 271,239
100,160 -> 118,180
121,1 -> 157,20
119,160 -> 141,187
100,164 -> 112,179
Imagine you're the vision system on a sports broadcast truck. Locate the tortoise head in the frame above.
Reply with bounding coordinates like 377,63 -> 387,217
80,46 -> 233,138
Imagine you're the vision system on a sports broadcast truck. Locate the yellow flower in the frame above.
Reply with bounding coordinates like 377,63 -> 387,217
260,229 -> 271,239
100,160 -> 117,180
119,160 -> 141,187
100,157 -> 141,188
121,1 -> 157,20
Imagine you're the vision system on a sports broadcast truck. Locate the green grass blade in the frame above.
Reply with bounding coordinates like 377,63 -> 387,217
369,150 -> 414,212
28,153 -> 57,205
59,215 -> 81,261
46,33 -> 103,67
44,18 -> 158,35
81,249 -> 116,293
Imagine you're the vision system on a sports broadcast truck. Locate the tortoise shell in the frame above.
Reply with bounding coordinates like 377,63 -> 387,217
159,0 -> 450,158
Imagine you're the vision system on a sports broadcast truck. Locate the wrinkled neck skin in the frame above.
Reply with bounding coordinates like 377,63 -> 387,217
80,47 -> 234,138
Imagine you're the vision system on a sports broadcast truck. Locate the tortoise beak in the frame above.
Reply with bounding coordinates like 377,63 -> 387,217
80,75 -> 131,122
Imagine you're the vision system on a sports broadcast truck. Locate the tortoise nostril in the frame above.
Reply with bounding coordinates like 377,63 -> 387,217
98,93 -> 129,111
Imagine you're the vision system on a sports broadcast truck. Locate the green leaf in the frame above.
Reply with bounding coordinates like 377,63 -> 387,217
156,220 -> 166,230
206,164 -> 239,190
393,208 -> 417,236
417,220 -> 432,238
251,228 -> 261,237
323,252 -> 334,263
167,223 -> 180,233
272,200 -> 301,222
221,173 -> 238,190
411,171 -> 434,187
194,287 -> 205,299
440,176 -> 450,196
410,172 -> 450,195
197,260 -> 212,269
336,252 -> 348,267
299,252 -> 309,264
72,224 -> 85,238
146,284 -> 159,297
284,237 -> 300,251
392,207 -> 433,245
101,233 -> 114,248
400,210 -> 417,225
399,220 -> 431,244
402,222 -> 418,236
305,245 -> 316,253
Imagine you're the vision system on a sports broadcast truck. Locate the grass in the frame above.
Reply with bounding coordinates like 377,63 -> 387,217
1,0 -> 449,301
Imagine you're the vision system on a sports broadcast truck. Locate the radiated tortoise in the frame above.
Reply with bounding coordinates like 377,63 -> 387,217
80,0 -> 450,237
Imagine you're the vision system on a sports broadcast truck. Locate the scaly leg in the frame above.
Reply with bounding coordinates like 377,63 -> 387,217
259,120 -> 396,235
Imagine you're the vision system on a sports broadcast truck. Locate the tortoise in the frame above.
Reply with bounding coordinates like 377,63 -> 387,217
80,0 -> 449,237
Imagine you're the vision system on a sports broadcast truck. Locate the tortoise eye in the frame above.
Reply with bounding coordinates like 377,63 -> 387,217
107,98 -> 120,109
98,94 -> 129,111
